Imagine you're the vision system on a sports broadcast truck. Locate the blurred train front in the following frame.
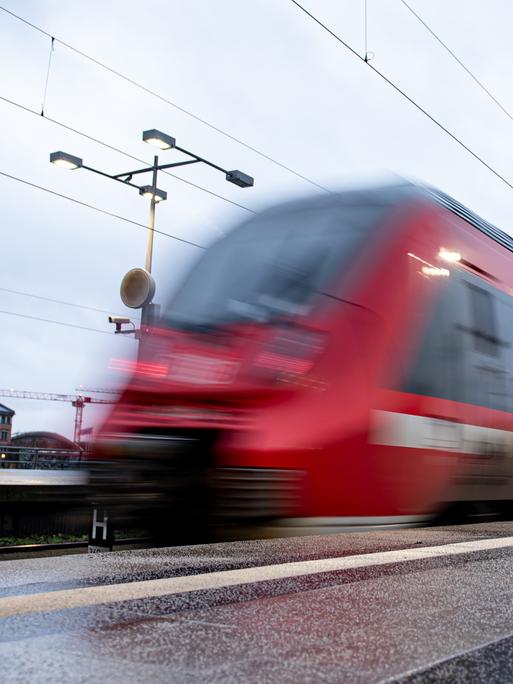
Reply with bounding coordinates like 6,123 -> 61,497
91,183 -> 513,537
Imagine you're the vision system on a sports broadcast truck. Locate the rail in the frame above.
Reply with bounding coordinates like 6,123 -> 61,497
0,537 -> 152,554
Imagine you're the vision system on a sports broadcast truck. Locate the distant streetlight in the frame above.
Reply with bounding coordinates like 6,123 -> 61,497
50,130 -> 254,357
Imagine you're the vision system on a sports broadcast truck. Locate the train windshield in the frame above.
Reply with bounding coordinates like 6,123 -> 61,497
163,200 -> 387,330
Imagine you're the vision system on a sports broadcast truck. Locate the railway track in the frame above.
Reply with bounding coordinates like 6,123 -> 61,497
0,537 -> 152,556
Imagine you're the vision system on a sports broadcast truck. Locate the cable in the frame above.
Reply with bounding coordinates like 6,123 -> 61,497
0,94 -> 256,215
40,36 -> 54,116
0,286 -> 139,320
290,0 -> 513,193
0,308 -> 134,338
0,169 -> 207,249
364,0 -> 368,59
0,4 -> 330,193
398,0 -> 513,124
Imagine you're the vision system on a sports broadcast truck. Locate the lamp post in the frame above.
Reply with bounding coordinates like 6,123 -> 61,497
50,131 -> 254,358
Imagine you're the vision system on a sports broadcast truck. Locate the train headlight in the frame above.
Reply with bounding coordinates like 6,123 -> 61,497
439,249 -> 461,263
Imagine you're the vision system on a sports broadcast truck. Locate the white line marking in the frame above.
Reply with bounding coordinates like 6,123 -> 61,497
3,536 -> 513,619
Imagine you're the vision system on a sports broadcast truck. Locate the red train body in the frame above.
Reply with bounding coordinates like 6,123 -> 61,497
93,184 -> 513,533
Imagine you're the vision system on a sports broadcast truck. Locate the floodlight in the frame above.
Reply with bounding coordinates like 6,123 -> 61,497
142,129 -> 176,150
50,151 -> 83,170
139,186 -> 167,202
226,170 -> 254,188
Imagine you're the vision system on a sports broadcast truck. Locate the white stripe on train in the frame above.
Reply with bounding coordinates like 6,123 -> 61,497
370,410 -> 513,454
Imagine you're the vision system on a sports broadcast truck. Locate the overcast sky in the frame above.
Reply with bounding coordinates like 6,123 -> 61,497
1,0 -> 513,439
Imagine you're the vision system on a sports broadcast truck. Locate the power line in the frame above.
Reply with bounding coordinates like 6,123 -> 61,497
290,0 -> 513,193
0,94 -> 256,215
398,0 -> 513,124
0,308 -> 134,337
0,286 -> 138,320
0,169 -> 207,249
0,4 -> 330,193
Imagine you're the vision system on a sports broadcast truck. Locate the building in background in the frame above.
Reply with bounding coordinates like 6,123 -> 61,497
10,431 -> 76,450
0,403 -> 14,444
9,431 -> 80,469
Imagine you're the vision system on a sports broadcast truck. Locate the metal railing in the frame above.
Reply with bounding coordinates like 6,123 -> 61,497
0,445 -> 85,469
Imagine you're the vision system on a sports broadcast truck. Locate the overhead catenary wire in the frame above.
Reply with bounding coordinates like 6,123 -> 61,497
0,4 -> 330,194
0,309 -> 134,338
398,0 -> 513,124
0,286 -> 139,320
0,94 -> 256,215
290,0 -> 513,193
2,6 -> 511,230
0,169 -> 207,250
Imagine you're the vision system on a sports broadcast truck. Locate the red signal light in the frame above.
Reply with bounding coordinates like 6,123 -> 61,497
108,358 -> 168,378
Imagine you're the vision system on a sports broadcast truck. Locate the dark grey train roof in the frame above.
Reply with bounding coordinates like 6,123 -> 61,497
255,183 -> 417,216
238,182 -> 513,253
426,187 -> 513,254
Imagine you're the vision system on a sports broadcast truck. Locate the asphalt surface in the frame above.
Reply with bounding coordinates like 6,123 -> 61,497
2,521 -> 513,682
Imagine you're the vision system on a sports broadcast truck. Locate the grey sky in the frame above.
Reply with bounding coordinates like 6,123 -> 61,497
1,0 -> 512,438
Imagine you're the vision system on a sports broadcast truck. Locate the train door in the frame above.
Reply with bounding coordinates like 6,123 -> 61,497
402,271 -> 465,452
383,269 -> 467,511
426,275 -> 465,451
458,276 -> 512,499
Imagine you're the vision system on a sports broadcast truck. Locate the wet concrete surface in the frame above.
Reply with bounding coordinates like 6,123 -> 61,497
2,521 -> 513,682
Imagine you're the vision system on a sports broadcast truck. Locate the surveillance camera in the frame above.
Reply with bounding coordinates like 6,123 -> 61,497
108,316 -> 131,325
108,315 -> 133,333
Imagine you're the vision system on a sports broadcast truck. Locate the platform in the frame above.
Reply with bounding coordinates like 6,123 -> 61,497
2,522 -> 513,682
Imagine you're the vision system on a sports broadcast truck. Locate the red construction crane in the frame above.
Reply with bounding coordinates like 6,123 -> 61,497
75,386 -> 120,395
0,390 -> 114,444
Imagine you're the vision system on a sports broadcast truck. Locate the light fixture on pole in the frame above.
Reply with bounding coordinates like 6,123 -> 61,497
139,186 -> 167,202
142,129 -> 176,150
50,151 -> 82,170
50,130 -> 254,358
225,170 -> 254,188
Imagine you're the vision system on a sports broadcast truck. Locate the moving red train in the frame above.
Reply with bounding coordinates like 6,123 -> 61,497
93,183 -> 513,535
